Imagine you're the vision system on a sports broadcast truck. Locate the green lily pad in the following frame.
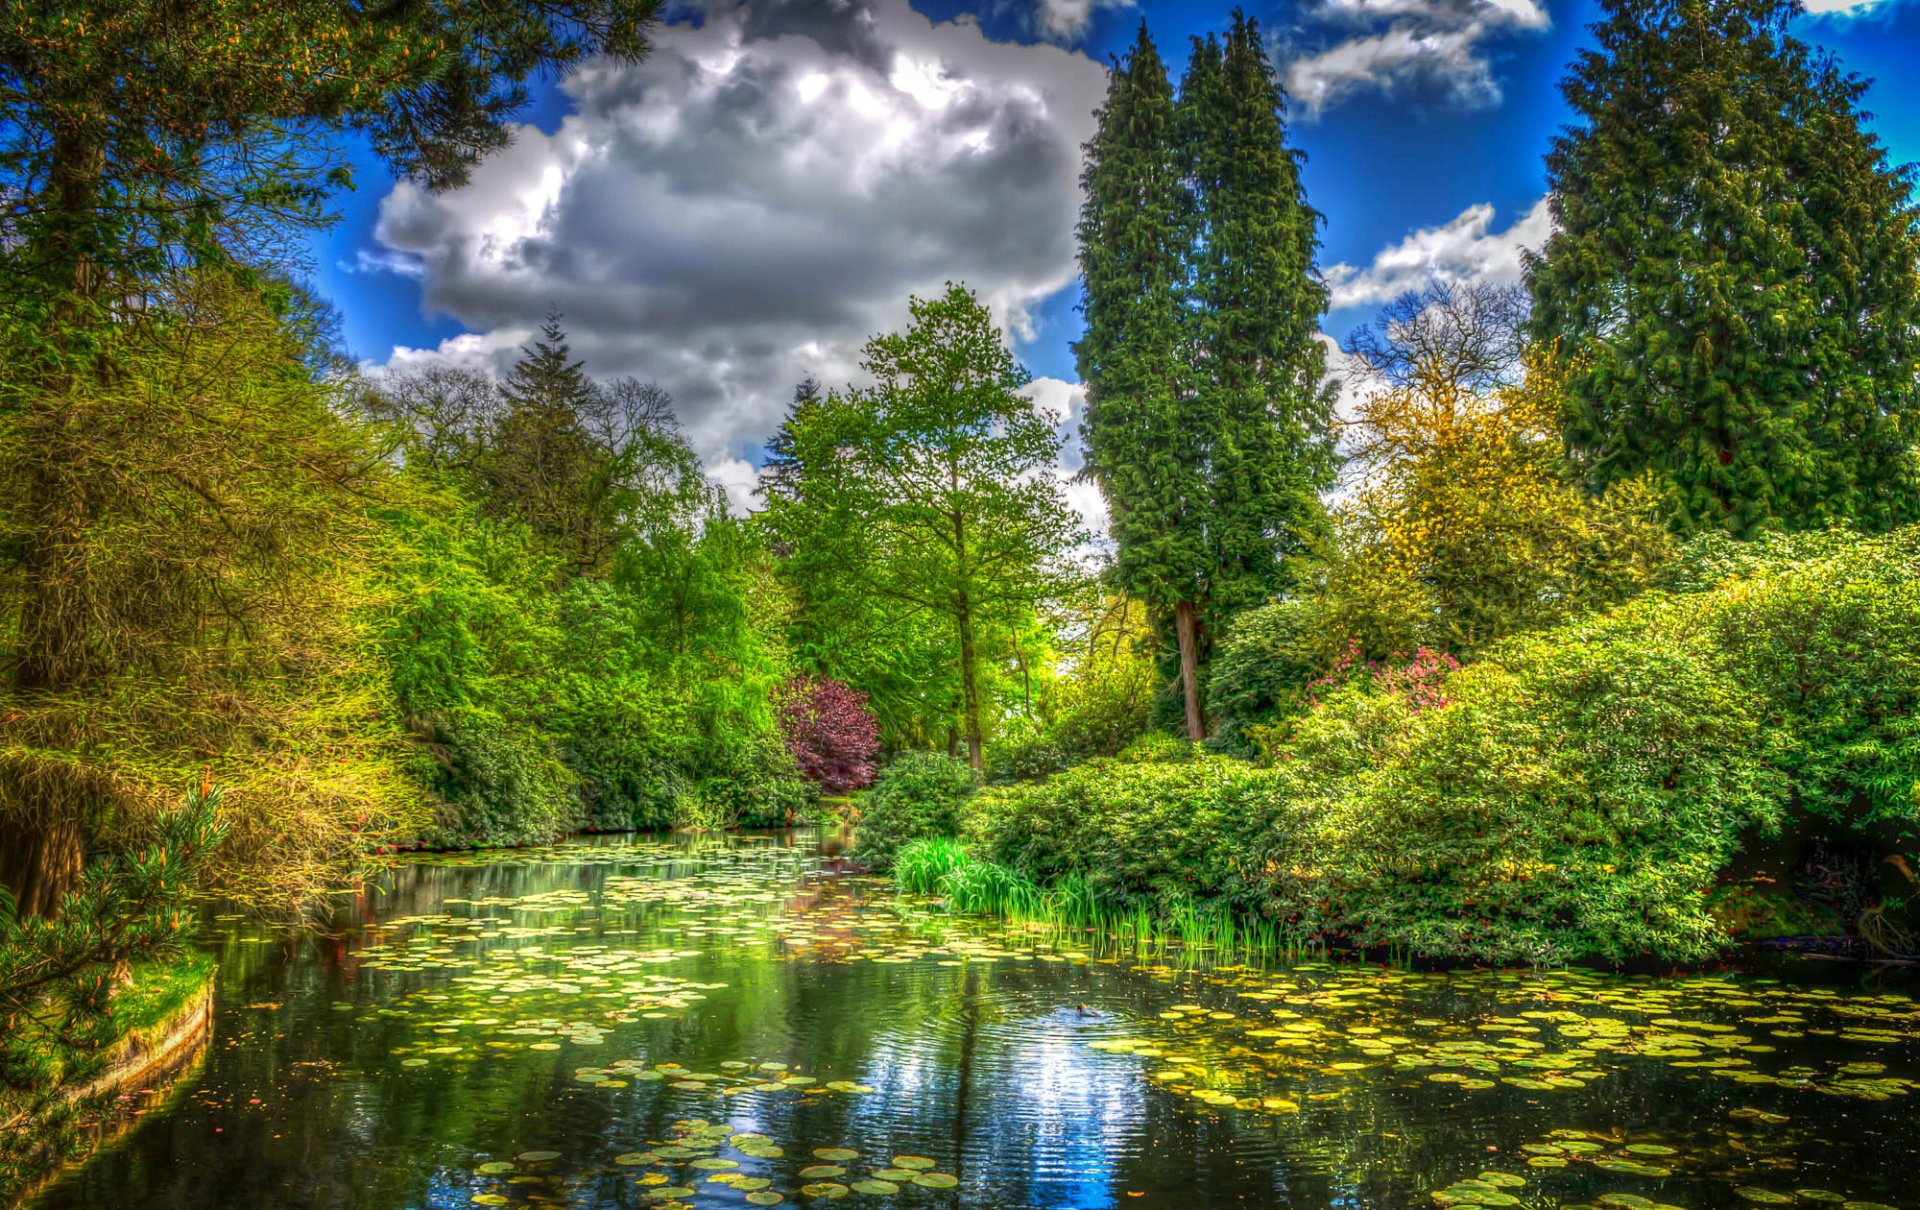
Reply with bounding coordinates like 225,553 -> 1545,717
747,1195 -> 784,1207
911,1173 -> 959,1189
813,1148 -> 860,1162
800,1166 -> 847,1179
850,1180 -> 899,1195
800,1183 -> 849,1198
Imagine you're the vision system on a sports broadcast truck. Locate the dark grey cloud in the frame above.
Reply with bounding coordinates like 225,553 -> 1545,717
368,0 -> 1106,505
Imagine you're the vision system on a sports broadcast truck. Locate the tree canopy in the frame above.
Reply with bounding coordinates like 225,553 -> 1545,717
1526,0 -> 1920,536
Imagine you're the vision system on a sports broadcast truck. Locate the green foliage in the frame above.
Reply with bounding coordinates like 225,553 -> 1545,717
1076,16 -> 1332,738
1678,527 -> 1920,836
1527,0 -> 1920,536
1207,599 -> 1321,755
964,754 -> 1270,912
0,276 -> 428,912
939,858 -> 1044,917
0,781 -> 226,1095
985,593 -> 1155,782
758,285 -> 1083,768
1177,13 -> 1335,619
1254,609 -> 1784,964
852,752 -> 978,871
411,710 -> 580,849
0,0 -> 659,372
893,838 -> 971,896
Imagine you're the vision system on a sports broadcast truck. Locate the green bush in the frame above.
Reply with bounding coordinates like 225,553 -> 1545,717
964,754 -> 1274,910
852,751 -> 977,870
414,709 -> 582,849
690,732 -> 819,829
966,573 -> 1826,963
1207,598 -> 1322,755
1252,606 -> 1785,964
1681,527 -> 1920,839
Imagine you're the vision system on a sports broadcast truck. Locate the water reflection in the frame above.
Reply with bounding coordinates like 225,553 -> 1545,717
27,832 -> 1918,1210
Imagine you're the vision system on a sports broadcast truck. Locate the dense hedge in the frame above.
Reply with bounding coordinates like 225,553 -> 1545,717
852,752 -> 977,870
961,527 -> 1920,964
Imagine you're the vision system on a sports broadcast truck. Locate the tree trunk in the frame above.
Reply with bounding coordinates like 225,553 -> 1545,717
4,122 -> 106,916
0,807 -> 84,919
1174,599 -> 1206,742
957,597 -> 983,772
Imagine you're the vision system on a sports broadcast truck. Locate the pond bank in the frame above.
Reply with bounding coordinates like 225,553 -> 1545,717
2,952 -> 216,1205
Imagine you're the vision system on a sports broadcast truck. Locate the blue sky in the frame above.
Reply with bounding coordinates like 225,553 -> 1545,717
305,0 -> 1920,504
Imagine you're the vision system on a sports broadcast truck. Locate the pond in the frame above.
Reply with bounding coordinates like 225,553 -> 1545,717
29,831 -> 1917,1210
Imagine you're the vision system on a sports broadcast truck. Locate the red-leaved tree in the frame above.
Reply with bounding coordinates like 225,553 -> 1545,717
775,676 -> 881,795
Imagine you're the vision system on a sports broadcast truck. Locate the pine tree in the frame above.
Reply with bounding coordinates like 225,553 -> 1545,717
1074,23 -> 1209,738
478,315 -> 622,577
1526,0 -> 1920,536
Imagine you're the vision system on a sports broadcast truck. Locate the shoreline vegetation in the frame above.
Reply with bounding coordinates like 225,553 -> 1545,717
1,0 -> 1918,1202
0,952 -> 216,1202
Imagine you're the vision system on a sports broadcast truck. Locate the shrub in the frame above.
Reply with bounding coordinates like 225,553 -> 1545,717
413,709 -> 581,848
1208,599 -> 1322,754
690,732 -> 820,829
963,754 -> 1274,910
1681,527 -> 1920,838
1253,607 -> 1785,964
852,751 -> 977,870
776,676 -> 881,795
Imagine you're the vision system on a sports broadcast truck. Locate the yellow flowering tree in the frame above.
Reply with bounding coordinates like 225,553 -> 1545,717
1332,286 -> 1672,654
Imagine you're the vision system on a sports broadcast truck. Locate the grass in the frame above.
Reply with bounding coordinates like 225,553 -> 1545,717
109,950 -> 216,1041
888,838 -> 1325,967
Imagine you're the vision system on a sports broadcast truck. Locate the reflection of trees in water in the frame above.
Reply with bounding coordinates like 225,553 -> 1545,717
32,840 -> 1920,1210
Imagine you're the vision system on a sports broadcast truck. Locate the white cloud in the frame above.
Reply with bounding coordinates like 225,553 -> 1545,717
1323,195 -> 1552,310
1800,0 -> 1893,11
1033,0 -> 1135,44
1021,375 -> 1108,541
368,0 -> 1107,508
1285,0 -> 1549,117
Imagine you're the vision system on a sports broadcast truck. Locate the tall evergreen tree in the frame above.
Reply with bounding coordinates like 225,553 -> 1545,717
1076,14 -> 1332,741
1075,24 -> 1208,738
1181,12 -> 1334,615
1526,0 -> 1920,536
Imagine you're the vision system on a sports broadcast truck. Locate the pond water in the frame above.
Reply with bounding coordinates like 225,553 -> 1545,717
30,831 -> 1918,1210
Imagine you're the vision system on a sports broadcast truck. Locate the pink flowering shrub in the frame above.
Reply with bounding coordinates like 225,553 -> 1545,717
1300,638 -> 1462,713
775,676 -> 881,795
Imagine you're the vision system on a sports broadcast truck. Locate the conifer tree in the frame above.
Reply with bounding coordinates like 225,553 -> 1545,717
1181,12 -> 1334,614
1076,14 -> 1332,740
1526,0 -> 1920,535
1075,23 -> 1208,738
478,316 -> 624,576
